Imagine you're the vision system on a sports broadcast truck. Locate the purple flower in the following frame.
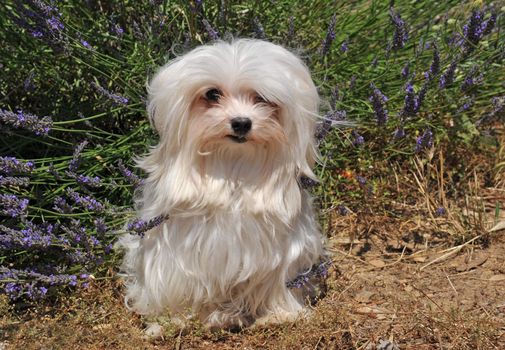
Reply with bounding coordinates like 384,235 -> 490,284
415,78 -> 430,114
457,96 -> 474,113
202,19 -> 219,41
401,62 -> 410,79
80,39 -> 92,49
24,71 -> 36,91
31,30 -> 43,38
478,96 -> 504,125
401,82 -> 418,117
94,218 -> 107,236
13,0 -> 69,51
46,16 -> 64,31
127,215 -> 166,236
369,84 -> 388,125
463,10 -> 483,50
117,161 -> 144,188
0,176 -> 29,187
315,110 -> 346,141
394,127 -> 406,139
462,10 -> 495,53
439,60 -> 457,89
91,82 -> 128,105
482,12 -> 497,36
0,157 -> 35,175
353,131 -> 364,146
0,109 -> 52,136
53,196 -> 73,214
415,129 -> 433,153
111,21 -> 124,37
66,188 -> 105,212
0,222 -> 56,249
66,172 -> 101,188
389,7 -> 408,50
427,45 -> 440,79
0,194 -> 29,217
0,267 -> 80,301
491,96 -> 505,116
415,37 -> 424,57
286,261 -> 332,289
61,220 -> 100,250
461,66 -> 482,92
104,243 -> 113,254
320,14 -> 337,56
435,207 -> 447,217
349,76 -> 356,90
340,40 -> 348,53
69,140 -> 88,172
356,175 -> 367,186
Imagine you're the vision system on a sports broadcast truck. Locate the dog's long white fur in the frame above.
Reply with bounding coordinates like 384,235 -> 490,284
117,39 -> 324,327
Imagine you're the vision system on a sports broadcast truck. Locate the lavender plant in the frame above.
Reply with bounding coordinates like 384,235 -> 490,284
0,0 -> 503,305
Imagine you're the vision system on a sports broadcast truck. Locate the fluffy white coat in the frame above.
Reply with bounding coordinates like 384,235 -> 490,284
117,39 -> 324,328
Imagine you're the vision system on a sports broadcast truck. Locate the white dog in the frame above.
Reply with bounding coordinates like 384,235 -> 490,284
118,39 -> 325,329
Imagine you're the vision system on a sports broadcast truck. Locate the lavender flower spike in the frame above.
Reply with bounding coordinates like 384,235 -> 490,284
389,7 -> 408,50
369,84 -> 389,126
482,12 -> 497,36
353,131 -> 364,146
117,160 -> 144,188
320,14 -> 337,56
401,81 -> 418,117
91,82 -> 128,105
427,45 -> 440,79
69,140 -> 88,172
0,176 -> 29,187
66,188 -> 105,212
202,19 -> 219,41
127,215 -> 166,236
0,109 -> 52,136
439,60 -> 457,89
0,157 -> 35,175
415,129 -> 434,153
401,62 -> 409,79
0,194 -> 29,218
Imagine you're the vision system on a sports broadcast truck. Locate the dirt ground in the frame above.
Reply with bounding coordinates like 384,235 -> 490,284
1,208 -> 504,349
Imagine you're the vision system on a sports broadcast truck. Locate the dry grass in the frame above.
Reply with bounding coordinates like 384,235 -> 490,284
2,148 -> 505,349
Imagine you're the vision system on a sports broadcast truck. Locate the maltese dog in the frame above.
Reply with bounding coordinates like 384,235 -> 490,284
118,39 -> 325,329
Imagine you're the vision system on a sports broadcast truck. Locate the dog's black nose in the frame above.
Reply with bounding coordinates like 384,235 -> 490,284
230,117 -> 252,136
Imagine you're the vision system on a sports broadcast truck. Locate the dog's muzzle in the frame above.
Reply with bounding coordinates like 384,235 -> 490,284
228,117 -> 251,143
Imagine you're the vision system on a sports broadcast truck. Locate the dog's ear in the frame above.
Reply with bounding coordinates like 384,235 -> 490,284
283,54 -> 320,181
146,56 -> 188,139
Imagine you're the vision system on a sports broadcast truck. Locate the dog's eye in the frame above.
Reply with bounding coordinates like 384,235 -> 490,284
205,88 -> 222,102
254,94 -> 267,104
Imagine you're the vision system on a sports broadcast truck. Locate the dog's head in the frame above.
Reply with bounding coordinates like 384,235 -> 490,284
146,39 -> 319,178
138,40 -> 320,218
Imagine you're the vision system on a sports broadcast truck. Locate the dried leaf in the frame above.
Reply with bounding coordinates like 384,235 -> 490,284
489,220 -> 505,232
455,255 -> 488,272
489,274 -> 505,282
355,290 -> 375,303
369,259 -> 386,268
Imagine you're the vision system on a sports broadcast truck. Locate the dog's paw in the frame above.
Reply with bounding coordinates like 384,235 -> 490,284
142,314 -> 190,339
143,322 -> 164,340
204,311 -> 254,332
253,309 -> 309,327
